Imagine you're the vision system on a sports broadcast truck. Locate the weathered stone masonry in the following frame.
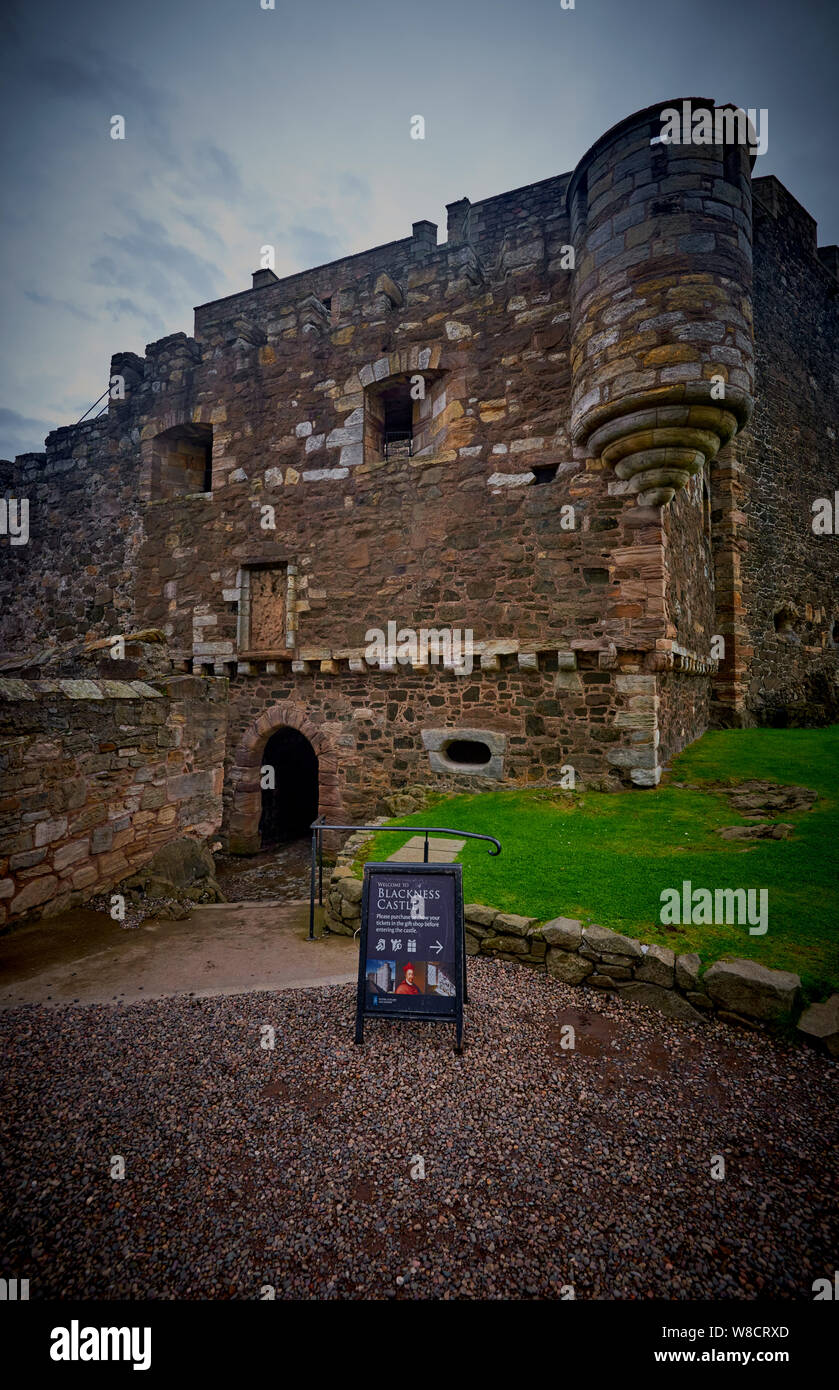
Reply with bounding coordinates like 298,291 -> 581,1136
0,663 -> 227,926
1,98 -> 837,921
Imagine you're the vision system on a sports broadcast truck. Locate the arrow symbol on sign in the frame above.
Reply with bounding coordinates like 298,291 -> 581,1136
431,940 -> 443,955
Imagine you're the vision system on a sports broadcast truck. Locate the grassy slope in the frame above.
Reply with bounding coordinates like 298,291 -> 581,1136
355,727 -> 839,997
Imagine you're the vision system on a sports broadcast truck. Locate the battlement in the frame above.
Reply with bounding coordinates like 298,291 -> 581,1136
22,103 -> 831,487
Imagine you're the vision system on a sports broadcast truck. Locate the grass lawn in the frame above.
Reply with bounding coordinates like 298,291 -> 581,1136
353,727 -> 839,998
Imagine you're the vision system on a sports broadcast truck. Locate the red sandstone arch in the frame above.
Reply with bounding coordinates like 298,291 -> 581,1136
227,703 -> 342,853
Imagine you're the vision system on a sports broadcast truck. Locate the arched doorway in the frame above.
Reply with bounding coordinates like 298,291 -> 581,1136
259,727 -> 319,847
227,702 -> 341,856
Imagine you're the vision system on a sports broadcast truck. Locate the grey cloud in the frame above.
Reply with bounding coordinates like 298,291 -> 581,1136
90,216 -> 222,301
179,209 -> 227,251
104,297 -> 165,328
192,141 -> 243,198
286,223 -> 344,268
0,406 -> 56,459
24,289 -> 94,322
28,48 -> 177,158
89,255 -> 123,288
336,173 -> 371,201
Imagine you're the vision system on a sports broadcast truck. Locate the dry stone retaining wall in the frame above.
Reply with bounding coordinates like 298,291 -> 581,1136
325,855 -> 824,1039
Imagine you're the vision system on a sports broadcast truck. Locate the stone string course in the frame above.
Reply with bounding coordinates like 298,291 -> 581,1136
325,856 -> 837,1049
196,637 -> 720,681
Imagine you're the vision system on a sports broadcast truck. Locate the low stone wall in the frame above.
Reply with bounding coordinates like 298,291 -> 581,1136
0,673 -> 228,925
325,854 -> 838,1049
463,910 -> 803,1029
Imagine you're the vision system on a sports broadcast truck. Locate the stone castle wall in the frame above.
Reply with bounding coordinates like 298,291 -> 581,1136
0,672 -> 227,924
222,655 -> 663,849
729,176 -> 839,725
1,98 -> 837,873
0,414 -> 145,656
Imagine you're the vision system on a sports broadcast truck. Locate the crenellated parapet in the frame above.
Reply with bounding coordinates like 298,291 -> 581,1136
568,99 -> 755,505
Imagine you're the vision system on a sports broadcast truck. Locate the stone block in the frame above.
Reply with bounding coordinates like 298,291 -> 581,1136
597,963 -> 634,981
675,952 -> 702,992
72,863 -> 99,890
703,959 -> 801,1021
464,903 -> 498,928
34,817 -> 68,847
796,995 -> 839,1057
630,766 -> 662,788
9,849 -> 47,871
341,878 -> 363,904
546,949 -> 594,984
635,943 -> 675,987
98,850 -> 130,879
11,875 -> 58,914
616,982 -> 704,1021
482,933 -> 529,955
582,923 -> 643,960
52,839 -> 89,872
70,806 -> 108,835
90,825 -> 114,854
167,770 -> 214,801
541,916 -> 583,950
493,911 -> 538,937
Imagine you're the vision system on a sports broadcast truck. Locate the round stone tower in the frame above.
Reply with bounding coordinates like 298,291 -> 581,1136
568,98 -> 755,506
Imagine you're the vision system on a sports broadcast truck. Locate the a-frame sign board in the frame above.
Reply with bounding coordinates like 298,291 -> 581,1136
354,862 -> 466,1053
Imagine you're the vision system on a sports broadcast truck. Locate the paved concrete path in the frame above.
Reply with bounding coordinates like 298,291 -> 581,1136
0,901 -> 357,1009
386,835 -> 466,863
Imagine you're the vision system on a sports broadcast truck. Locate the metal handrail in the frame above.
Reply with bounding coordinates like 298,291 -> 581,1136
308,817 -> 501,939
76,389 -> 109,425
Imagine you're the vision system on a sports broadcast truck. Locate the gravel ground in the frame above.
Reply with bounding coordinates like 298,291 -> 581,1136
1,959 -> 836,1300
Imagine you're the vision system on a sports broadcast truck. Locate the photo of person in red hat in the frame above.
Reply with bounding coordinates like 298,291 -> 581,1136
395,964 -> 422,995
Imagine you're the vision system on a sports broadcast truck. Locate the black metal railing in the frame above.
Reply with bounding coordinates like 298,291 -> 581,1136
76,389 -> 110,425
383,431 -> 413,459
308,817 -> 501,939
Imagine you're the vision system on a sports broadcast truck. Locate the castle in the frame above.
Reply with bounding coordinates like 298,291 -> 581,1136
1,98 -> 838,925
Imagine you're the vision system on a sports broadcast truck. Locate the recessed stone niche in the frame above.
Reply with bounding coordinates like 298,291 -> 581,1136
773,606 -> 800,644
421,727 -> 506,778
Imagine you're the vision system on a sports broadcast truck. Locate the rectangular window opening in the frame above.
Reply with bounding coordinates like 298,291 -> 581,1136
364,378 -> 416,462
382,384 -> 413,460
151,423 -> 213,498
532,463 -> 559,485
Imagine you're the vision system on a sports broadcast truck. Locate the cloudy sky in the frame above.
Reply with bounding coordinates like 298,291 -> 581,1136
1,0 -> 837,459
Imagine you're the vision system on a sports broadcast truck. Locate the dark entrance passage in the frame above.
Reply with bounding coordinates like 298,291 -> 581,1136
259,727 -> 319,847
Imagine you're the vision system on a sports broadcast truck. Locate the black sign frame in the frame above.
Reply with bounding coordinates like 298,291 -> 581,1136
354,862 -> 466,1053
